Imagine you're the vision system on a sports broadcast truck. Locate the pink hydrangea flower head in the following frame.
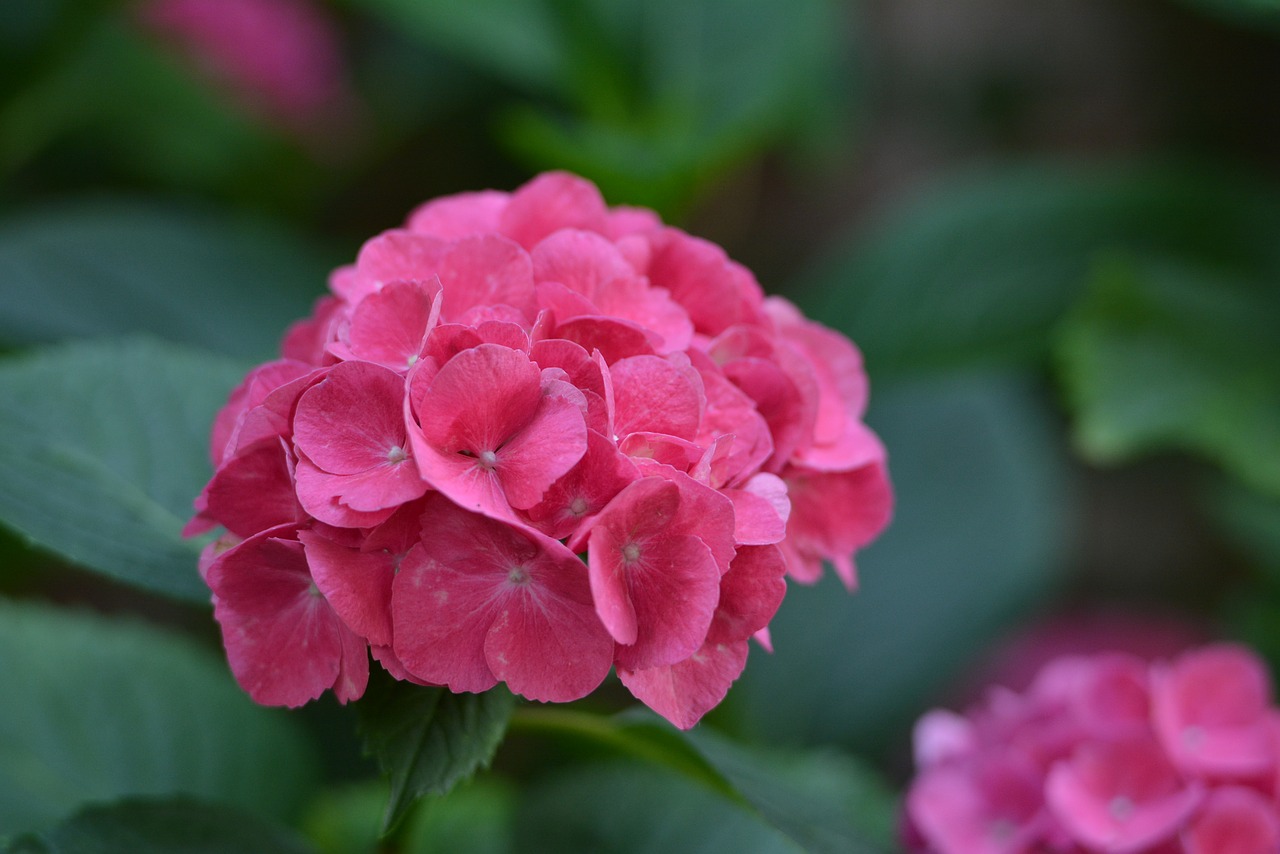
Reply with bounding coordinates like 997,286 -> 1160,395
189,171 -> 891,727
904,642 -> 1280,853
137,0 -> 360,139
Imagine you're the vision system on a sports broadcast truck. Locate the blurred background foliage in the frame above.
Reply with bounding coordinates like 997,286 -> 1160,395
1,0 -> 1279,850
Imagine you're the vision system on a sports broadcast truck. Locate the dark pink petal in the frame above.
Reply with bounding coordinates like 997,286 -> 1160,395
226,366 -> 327,456
406,189 -> 509,239
414,344 -> 542,453
646,228 -> 766,336
1184,786 -> 1280,854
617,639 -> 749,730
721,355 -> 815,470
587,477 -> 721,669
781,460 -> 893,588
767,297 -> 869,437
618,432 -> 704,472
207,529 -> 365,706
201,438 -> 300,538
210,359 -> 313,466
525,429 -> 640,542
500,172 -> 609,248
554,316 -> 655,364
333,623 -> 370,703
281,294 -> 343,365
435,234 -> 537,323
610,354 -> 704,441
391,496 -> 611,700
294,361 -> 412,475
488,390 -> 587,509
342,279 -> 441,369
594,276 -> 693,354
293,458 -> 400,528
299,528 -> 395,646
1152,643 -> 1277,779
1045,735 -> 1202,853
707,544 -> 786,646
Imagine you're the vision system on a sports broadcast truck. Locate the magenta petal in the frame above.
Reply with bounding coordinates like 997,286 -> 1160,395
299,529 -> 395,647
346,279 -> 440,368
207,531 -> 350,707
589,478 -> 722,670
493,393 -> 587,509
707,544 -> 786,646
294,361 -> 409,474
610,354 -> 703,441
500,172 -> 609,248
436,234 -> 537,323
411,440 -> 514,521
202,438 -> 300,538
618,639 -> 748,730
294,457 -> 399,528
416,344 -> 542,452
1185,786 -> 1280,854
726,474 -> 790,546
391,539 -> 499,694
531,228 -> 634,299
406,189 -> 508,239
351,230 -> 447,298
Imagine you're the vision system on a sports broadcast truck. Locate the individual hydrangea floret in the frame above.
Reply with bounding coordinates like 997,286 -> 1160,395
189,172 -> 893,728
903,643 -> 1280,853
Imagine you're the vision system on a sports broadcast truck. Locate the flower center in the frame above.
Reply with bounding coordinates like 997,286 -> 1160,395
508,566 -> 529,585
569,497 -> 589,516
477,449 -> 499,470
386,445 -> 408,464
1108,796 -> 1134,822
621,543 -> 641,565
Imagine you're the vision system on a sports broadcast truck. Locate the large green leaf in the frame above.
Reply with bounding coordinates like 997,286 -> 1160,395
1056,256 -> 1280,496
5,797 -> 317,854
0,199 -> 329,359
795,164 -> 1280,376
0,600 -> 317,838
0,338 -> 247,601
357,672 -> 516,834
734,373 -> 1071,752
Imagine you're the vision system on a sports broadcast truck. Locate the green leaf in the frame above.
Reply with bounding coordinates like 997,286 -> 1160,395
5,797 -> 317,854
735,373 -> 1071,752
516,762 -> 802,854
337,0 -> 568,93
0,338 -> 247,601
687,730 -> 897,854
1205,478 -> 1280,580
1172,0 -> 1280,29
356,672 -> 516,834
1056,255 -> 1280,496
402,780 -> 515,854
0,600 -> 317,838
0,199 -> 329,359
795,164 -> 1280,376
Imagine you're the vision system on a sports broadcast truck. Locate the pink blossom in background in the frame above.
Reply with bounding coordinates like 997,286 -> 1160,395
190,171 -> 892,727
137,0 -> 358,139
903,643 -> 1280,853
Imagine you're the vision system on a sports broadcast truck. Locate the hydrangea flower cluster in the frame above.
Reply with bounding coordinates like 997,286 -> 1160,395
904,644 -> 1280,853
188,172 -> 892,729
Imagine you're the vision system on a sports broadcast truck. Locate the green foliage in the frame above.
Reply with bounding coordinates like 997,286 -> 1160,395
0,338 -> 246,602
0,600 -> 317,838
795,165 -> 1280,376
5,797 -> 317,854
345,0 -> 843,214
735,373 -> 1071,751
356,672 -> 516,834
1056,256 -> 1280,497
0,200 -> 330,359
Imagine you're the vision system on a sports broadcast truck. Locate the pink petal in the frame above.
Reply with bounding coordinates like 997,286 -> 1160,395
706,544 -> 786,646
201,437 -> 300,538
293,457 -> 400,528
298,528 -> 395,646
645,228 -> 766,336
500,172 -> 609,248
207,529 -> 363,706
554,316 -> 655,364
610,354 -> 704,441
726,473 -> 791,545
531,228 -> 635,300
343,279 -> 441,369
617,639 -> 749,730
524,429 -> 640,542
414,344 -> 542,453
489,390 -> 587,510
906,753 -> 1046,854
435,234 -> 537,323
406,189 -> 509,239
347,229 -> 447,300
294,360 -> 411,475
781,460 -> 893,588
1184,786 -> 1280,854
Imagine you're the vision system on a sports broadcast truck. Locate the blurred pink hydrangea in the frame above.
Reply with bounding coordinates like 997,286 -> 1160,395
137,0 -> 357,138
904,643 -> 1280,853
188,172 -> 893,728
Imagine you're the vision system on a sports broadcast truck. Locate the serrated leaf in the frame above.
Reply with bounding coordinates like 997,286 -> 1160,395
0,199 -> 329,359
0,600 -> 317,838
0,337 -> 247,601
4,797 -> 316,854
1056,255 -> 1280,496
795,164 -> 1280,375
357,672 -> 516,834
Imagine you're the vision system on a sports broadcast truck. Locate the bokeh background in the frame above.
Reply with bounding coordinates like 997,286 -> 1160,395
2,0 -> 1279,850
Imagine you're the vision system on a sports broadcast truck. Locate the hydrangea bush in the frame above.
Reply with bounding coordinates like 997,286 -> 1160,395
904,643 -> 1280,853
187,171 -> 893,729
